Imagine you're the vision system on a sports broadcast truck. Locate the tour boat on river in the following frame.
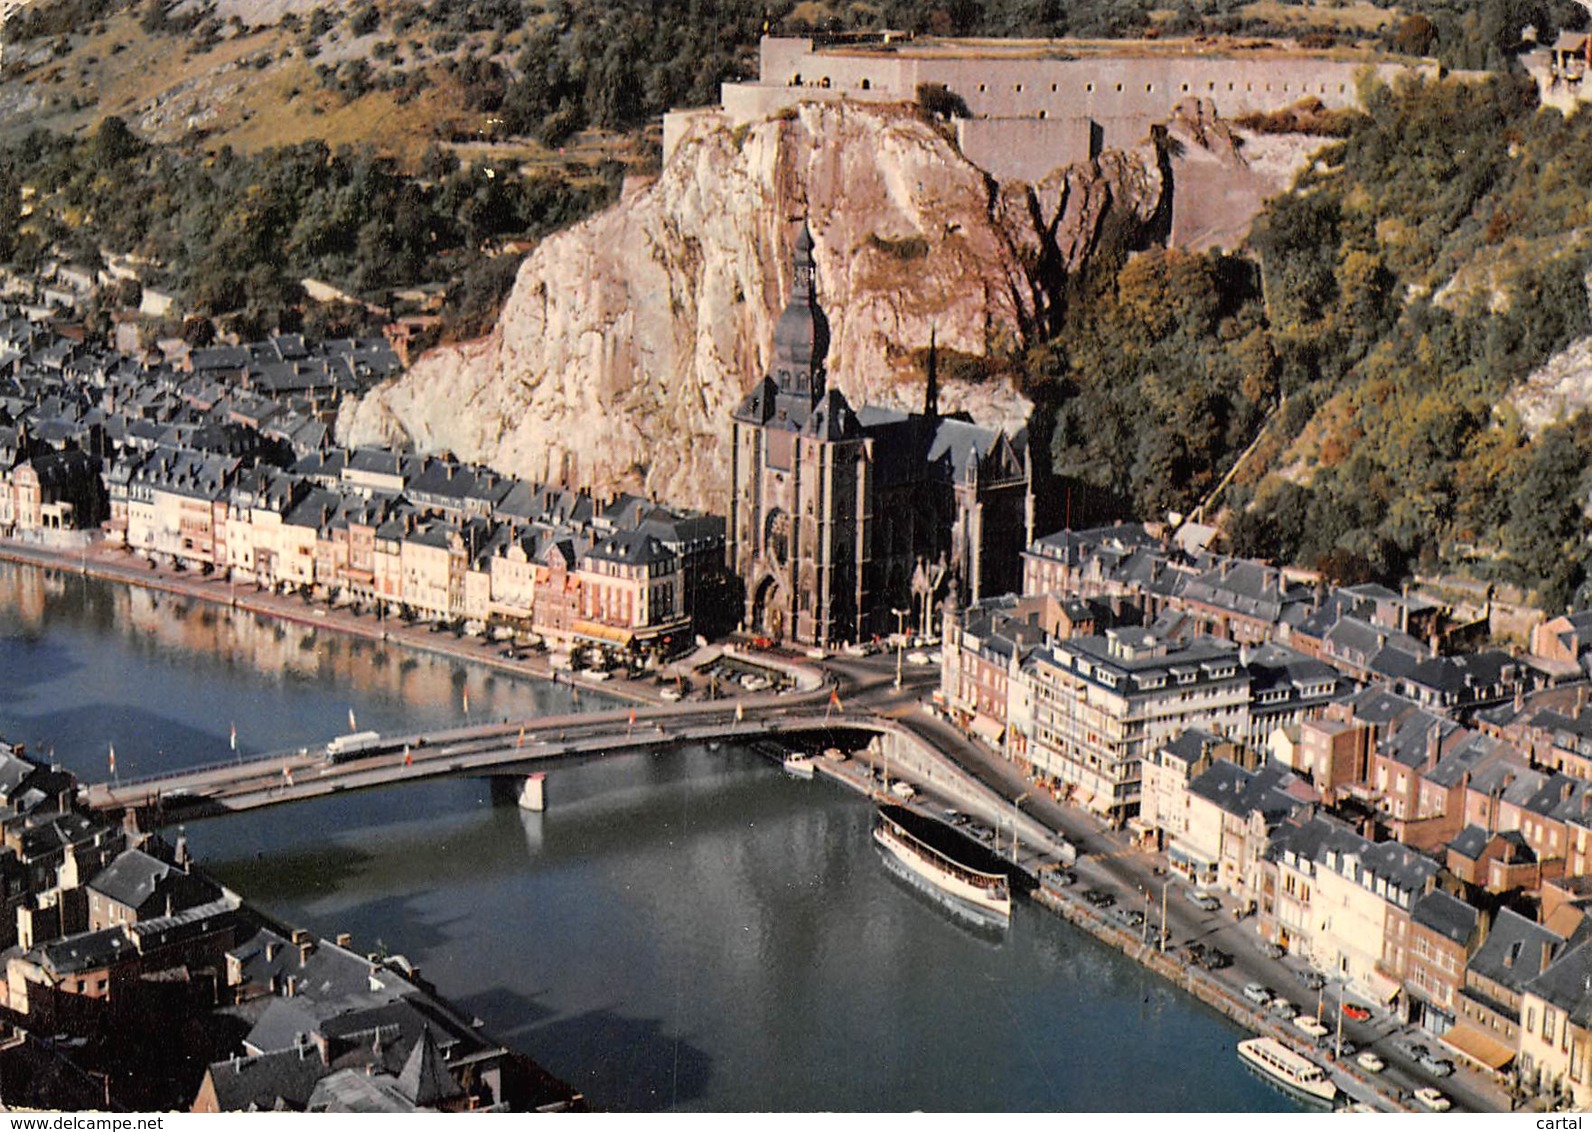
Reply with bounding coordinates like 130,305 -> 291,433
873,804 -> 1011,928
1236,1037 -> 1337,1108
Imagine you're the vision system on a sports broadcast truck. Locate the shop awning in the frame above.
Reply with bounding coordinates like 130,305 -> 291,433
1442,1021 -> 1516,1071
571,619 -> 633,646
969,714 -> 1005,745
1364,969 -> 1403,1005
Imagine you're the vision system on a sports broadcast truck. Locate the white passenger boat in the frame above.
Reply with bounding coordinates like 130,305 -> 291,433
1236,1037 -> 1337,1107
873,805 -> 1011,928
782,753 -> 815,779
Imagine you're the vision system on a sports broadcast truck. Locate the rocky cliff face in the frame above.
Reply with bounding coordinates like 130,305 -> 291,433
338,100 -> 1210,512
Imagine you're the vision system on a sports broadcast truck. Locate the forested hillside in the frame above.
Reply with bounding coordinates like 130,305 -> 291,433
0,121 -> 619,340
1065,73 -> 1592,611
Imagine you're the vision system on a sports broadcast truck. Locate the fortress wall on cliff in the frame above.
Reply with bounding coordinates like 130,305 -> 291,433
956,116 -> 1097,182
673,36 -> 1439,180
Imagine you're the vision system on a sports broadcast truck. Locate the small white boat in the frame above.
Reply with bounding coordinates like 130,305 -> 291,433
782,753 -> 815,779
1236,1037 -> 1337,1107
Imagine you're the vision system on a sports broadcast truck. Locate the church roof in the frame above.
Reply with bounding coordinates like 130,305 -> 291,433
801,386 -> 861,441
928,417 -> 1005,482
733,376 -> 778,425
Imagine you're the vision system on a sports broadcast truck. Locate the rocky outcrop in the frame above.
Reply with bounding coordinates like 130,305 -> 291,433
339,99 -> 1255,512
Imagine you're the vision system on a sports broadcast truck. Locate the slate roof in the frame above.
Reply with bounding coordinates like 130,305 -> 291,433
87,847 -> 220,916
203,1047 -> 329,1112
1469,908 -> 1565,992
1411,890 -> 1479,946
1448,823 -> 1490,862
1524,935 -> 1592,1025
37,926 -> 135,974
307,1070 -> 415,1113
1187,759 -> 1307,823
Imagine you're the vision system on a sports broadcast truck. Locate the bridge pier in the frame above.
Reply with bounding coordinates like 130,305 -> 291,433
518,772 -> 546,812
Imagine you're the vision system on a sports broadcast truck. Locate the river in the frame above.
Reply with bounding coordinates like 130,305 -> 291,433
0,561 -> 1299,1112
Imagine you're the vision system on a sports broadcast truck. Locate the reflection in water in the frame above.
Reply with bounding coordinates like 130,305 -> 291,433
0,559 -> 1298,1113
0,561 -> 613,779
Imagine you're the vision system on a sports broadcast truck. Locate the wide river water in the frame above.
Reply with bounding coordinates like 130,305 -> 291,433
0,561 -> 1299,1112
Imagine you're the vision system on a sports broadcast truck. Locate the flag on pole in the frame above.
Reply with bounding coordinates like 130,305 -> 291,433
735,702 -> 744,723
283,764 -> 293,785
463,690 -> 470,715
348,708 -> 357,733
108,743 -> 116,776
628,708 -> 636,734
229,722 -> 237,751
517,725 -> 525,749
403,745 -> 413,767
829,688 -> 843,713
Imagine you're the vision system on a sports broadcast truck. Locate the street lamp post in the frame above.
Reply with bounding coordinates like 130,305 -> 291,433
1159,878 -> 1170,952
891,608 -> 909,690
1011,792 -> 1029,863
1335,982 -> 1345,1061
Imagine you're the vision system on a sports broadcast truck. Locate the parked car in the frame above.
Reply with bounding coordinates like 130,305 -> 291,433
1242,983 -> 1273,1006
1203,948 -> 1233,970
1082,888 -> 1116,909
1414,1087 -> 1452,1112
1356,1052 -> 1386,1074
1418,1053 -> 1455,1078
1341,1003 -> 1372,1023
1268,998 -> 1295,1019
1185,889 -> 1221,912
1262,942 -> 1287,960
1292,1015 -> 1330,1040
1297,969 -> 1327,991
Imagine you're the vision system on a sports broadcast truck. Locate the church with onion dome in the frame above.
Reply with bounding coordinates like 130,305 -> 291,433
728,222 -> 1032,647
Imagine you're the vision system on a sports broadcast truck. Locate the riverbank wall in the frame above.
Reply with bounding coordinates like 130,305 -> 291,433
0,537 -> 663,705
813,717 -> 1408,1112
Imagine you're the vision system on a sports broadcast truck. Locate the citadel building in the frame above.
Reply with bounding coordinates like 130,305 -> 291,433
667,34 -> 1438,183
728,224 -> 1030,646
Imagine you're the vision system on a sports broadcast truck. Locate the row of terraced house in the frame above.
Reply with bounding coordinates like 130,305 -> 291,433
940,521 -> 1592,1108
0,305 -> 726,655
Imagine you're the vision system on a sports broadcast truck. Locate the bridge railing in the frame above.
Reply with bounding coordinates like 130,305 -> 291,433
98,746 -> 322,791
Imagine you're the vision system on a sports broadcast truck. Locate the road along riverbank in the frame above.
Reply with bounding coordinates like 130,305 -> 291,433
0,536 -> 669,703
810,718 -> 1420,1113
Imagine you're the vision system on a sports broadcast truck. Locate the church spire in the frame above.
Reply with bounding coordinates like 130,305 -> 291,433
768,219 -> 830,407
924,324 -> 939,424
